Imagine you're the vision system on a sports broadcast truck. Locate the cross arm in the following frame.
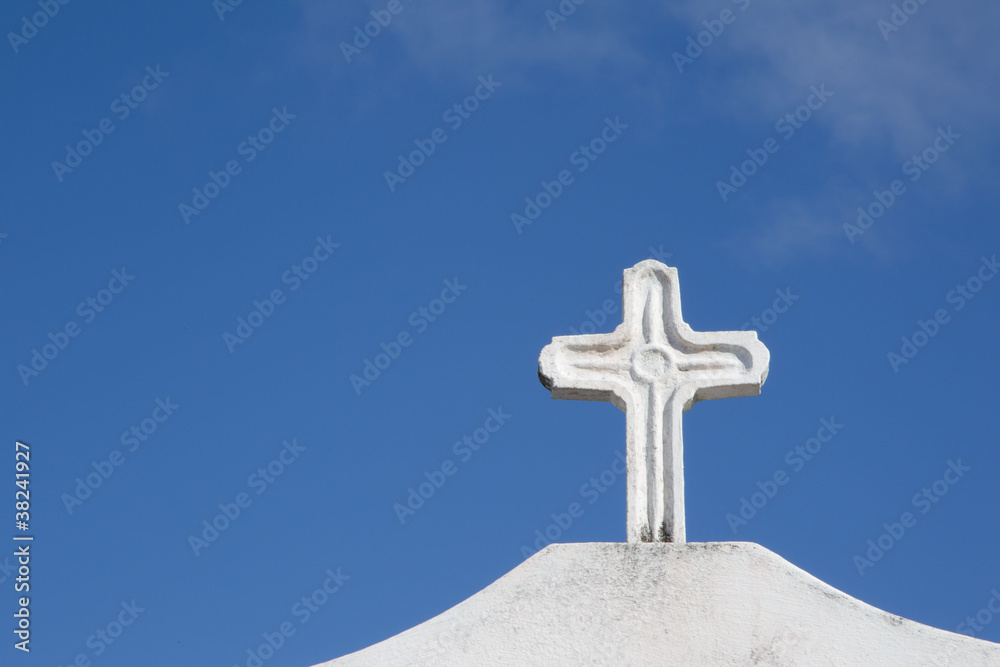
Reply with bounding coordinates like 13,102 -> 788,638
538,332 -> 634,411
670,327 -> 770,411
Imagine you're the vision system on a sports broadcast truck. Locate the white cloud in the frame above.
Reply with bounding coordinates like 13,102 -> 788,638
672,0 -> 1000,156
287,1 -> 998,267
722,197 -> 845,269
292,0 -> 646,84
671,0 -> 1000,266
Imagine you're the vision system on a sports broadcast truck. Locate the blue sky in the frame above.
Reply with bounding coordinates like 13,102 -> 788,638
2,0 -> 1000,664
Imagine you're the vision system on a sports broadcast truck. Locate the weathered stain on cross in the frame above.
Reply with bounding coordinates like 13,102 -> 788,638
538,260 -> 769,544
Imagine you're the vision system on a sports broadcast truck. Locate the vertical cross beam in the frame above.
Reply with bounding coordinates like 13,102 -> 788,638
538,260 -> 769,544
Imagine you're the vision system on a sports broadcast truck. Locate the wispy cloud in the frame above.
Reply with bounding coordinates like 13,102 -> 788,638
292,0 -> 646,84
722,196 -> 846,269
672,0 -> 1000,155
287,0 -> 999,268
672,0 -> 1000,266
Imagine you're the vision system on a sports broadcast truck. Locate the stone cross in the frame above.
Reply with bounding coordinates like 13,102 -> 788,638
538,260 -> 769,544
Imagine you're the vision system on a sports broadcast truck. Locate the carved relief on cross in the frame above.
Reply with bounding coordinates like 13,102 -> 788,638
538,260 -> 769,544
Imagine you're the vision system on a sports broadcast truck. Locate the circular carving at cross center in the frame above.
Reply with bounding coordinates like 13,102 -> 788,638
630,344 -> 674,383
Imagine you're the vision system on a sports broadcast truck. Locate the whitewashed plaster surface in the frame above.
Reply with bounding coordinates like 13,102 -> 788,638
316,542 -> 1000,666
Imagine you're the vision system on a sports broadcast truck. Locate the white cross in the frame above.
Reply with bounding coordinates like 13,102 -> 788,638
538,260 -> 769,544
